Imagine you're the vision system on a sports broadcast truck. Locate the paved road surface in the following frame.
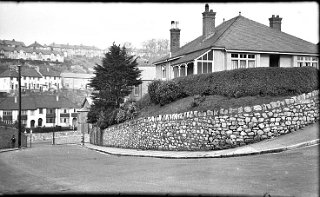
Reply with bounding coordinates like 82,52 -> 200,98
0,143 -> 318,196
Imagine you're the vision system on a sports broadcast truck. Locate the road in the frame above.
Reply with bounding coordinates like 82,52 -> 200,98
0,143 -> 318,196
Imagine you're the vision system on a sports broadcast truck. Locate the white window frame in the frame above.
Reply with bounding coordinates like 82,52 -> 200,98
195,50 -> 214,74
297,56 -> 318,69
231,53 -> 256,70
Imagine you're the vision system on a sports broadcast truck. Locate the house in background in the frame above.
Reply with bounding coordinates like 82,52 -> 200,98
127,61 -> 156,101
60,72 -> 95,90
0,94 -> 79,128
153,4 -> 319,80
0,65 -> 62,94
0,39 -> 64,62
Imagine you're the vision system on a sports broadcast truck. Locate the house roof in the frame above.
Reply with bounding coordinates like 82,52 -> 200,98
153,15 -> 318,65
0,67 -> 42,78
28,41 -> 44,48
0,95 -> 78,110
38,67 -> 61,77
0,39 -> 26,47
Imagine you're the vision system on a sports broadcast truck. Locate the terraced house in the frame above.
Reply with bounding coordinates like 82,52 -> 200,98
153,4 -> 319,80
0,95 -> 79,128
0,66 -> 61,93
0,39 -> 64,62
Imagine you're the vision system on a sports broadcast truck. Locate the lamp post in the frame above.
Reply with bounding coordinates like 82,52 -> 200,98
17,62 -> 22,148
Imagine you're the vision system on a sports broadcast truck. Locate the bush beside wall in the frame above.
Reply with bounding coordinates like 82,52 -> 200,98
94,90 -> 319,151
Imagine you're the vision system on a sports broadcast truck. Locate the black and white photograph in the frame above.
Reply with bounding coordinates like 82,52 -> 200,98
0,1 -> 319,196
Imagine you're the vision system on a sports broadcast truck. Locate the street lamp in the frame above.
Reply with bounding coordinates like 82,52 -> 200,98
17,61 -> 22,148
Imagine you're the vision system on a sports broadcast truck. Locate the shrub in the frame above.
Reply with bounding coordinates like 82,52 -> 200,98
148,80 -> 162,104
136,93 -> 152,110
156,80 -> 187,106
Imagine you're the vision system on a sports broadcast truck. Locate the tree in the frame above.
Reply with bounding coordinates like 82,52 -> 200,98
87,43 -> 142,129
140,39 -> 169,63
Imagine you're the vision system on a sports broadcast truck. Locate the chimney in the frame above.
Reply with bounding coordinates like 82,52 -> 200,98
269,15 -> 282,31
170,21 -> 180,53
202,4 -> 216,38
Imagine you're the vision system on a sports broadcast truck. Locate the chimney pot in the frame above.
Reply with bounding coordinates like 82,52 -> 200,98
205,4 -> 209,12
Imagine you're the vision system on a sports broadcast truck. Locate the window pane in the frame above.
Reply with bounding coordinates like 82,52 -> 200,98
305,57 -> 311,61
203,62 -> 208,74
312,63 -> 318,68
208,50 -> 213,60
305,62 -> 310,67
208,62 -> 212,73
203,53 -> 207,61
232,60 -> 238,70
298,62 -> 303,67
248,60 -> 255,68
197,62 -> 202,74
231,53 -> 238,58
134,85 -> 139,95
248,54 -> 255,59
312,57 -> 317,61
240,60 -> 246,68
240,54 -> 246,58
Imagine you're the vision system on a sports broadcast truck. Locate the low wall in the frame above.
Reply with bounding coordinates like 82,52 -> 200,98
97,90 -> 319,151
25,130 -> 83,144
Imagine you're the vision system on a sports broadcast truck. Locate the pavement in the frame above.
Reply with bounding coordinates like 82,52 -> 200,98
84,121 -> 319,159
1,121 -> 318,158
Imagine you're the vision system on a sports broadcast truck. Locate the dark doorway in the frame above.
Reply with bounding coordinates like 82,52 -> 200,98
187,63 -> 194,76
38,118 -> 42,127
270,55 -> 280,67
31,120 -> 35,128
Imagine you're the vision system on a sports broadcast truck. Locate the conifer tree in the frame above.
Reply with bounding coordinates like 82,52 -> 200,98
88,43 -> 141,129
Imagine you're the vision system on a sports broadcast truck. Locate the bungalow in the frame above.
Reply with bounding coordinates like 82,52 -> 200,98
0,94 -> 79,128
153,4 -> 319,80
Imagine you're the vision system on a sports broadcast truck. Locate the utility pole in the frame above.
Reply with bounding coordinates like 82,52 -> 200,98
17,62 -> 22,148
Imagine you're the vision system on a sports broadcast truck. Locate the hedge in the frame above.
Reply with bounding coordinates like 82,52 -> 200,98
25,126 -> 77,133
148,67 -> 319,105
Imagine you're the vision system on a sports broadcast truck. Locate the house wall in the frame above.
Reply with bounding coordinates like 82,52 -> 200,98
92,90 -> 319,151
214,50 -> 225,72
155,64 -> 163,80
0,77 -> 11,93
260,54 -> 270,67
280,55 -> 293,67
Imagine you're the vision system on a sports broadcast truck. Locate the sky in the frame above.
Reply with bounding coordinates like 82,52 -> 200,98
0,2 -> 318,50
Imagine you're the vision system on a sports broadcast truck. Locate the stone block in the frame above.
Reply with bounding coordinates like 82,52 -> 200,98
258,123 -> 265,129
253,105 -> 262,111
244,106 -> 252,113
257,130 -> 264,135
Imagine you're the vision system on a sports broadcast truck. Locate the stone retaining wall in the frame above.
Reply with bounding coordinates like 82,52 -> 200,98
100,90 -> 319,151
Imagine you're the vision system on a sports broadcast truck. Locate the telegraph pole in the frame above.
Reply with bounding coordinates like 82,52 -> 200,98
17,62 -> 22,148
